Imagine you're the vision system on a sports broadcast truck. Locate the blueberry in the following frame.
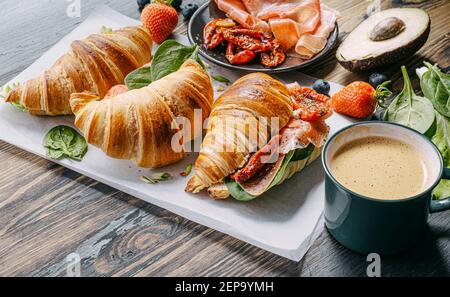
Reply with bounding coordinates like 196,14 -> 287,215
172,0 -> 182,10
137,0 -> 150,11
369,73 -> 389,88
313,79 -> 330,95
181,3 -> 199,19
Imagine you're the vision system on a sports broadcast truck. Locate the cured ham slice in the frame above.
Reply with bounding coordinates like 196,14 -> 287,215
268,19 -> 301,50
214,0 -> 339,58
279,119 -> 329,153
295,4 -> 340,58
214,0 -> 270,31
233,118 -> 329,183
242,0 -> 319,26
257,0 -> 321,34
242,0 -> 321,50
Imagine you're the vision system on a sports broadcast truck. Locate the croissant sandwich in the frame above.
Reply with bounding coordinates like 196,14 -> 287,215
5,26 -> 152,115
185,73 -> 331,200
70,59 -> 214,168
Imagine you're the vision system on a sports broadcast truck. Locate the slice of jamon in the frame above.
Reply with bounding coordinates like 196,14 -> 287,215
242,0 -> 320,27
279,119 -> 329,152
215,0 -> 270,31
232,118 -> 329,183
295,4 -> 340,59
245,0 -> 321,50
257,0 -> 321,32
268,19 -> 301,50
214,0 -> 339,57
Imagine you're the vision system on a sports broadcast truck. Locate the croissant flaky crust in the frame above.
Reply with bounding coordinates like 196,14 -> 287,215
5,26 -> 152,115
186,73 -> 293,193
70,59 -> 214,168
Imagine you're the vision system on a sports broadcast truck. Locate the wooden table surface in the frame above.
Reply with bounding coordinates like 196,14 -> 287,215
0,0 -> 449,277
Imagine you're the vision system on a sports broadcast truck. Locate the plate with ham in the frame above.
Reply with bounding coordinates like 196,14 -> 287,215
188,0 -> 340,73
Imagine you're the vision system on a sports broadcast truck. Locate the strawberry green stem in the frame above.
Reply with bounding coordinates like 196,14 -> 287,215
375,80 -> 392,108
152,0 -> 173,6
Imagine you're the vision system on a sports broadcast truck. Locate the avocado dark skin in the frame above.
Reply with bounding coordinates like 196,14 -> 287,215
337,19 -> 430,72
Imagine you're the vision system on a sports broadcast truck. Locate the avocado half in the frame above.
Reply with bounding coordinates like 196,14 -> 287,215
336,8 -> 431,72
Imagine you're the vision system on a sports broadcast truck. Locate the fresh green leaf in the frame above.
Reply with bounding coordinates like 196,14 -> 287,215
430,112 -> 450,200
100,26 -> 113,34
124,40 -> 206,90
225,177 -> 257,201
432,112 -> 450,166
43,125 -> 88,161
180,163 -> 192,177
125,67 -> 152,90
212,75 -> 231,83
152,0 -> 173,5
141,175 -> 157,184
191,44 -> 206,70
151,172 -> 172,181
420,62 -> 450,117
11,102 -> 28,112
384,66 -> 435,134
269,150 -> 295,188
151,40 -> 202,82
374,80 -> 392,108
1,83 -> 27,111
291,144 -> 315,162
432,179 -> 450,200
226,145 -> 315,201
141,172 -> 172,184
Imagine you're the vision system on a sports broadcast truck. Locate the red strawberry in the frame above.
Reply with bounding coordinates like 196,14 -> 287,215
140,1 -> 178,44
332,81 -> 391,118
105,84 -> 128,98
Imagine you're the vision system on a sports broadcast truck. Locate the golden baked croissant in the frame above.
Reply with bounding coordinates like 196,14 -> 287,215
5,26 -> 152,115
70,59 -> 214,168
185,73 -> 293,193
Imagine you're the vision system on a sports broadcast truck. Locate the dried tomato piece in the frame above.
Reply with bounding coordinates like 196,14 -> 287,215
291,87 -> 331,122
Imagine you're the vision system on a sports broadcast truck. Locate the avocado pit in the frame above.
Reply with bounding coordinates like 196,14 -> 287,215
369,17 -> 406,41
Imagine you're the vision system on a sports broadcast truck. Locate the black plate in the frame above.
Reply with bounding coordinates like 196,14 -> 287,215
188,1 -> 339,73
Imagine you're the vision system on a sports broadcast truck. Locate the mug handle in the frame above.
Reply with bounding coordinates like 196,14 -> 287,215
430,168 -> 450,213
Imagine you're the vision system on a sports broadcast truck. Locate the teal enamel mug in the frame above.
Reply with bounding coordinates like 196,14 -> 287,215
322,122 -> 450,255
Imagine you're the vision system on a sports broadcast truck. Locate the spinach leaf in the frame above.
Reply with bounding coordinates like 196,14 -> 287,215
213,75 -> 231,83
431,112 -> 450,200
433,180 -> 450,200
125,67 -> 152,90
384,66 -> 435,134
11,102 -> 28,112
151,40 -> 203,82
291,144 -> 315,162
1,83 -> 27,112
124,40 -> 205,90
100,26 -> 113,34
420,62 -> 450,117
43,125 -> 88,161
141,172 -> 172,184
225,177 -> 257,201
191,44 -> 206,69
432,112 -> 450,165
269,150 -> 296,188
226,146 -> 315,201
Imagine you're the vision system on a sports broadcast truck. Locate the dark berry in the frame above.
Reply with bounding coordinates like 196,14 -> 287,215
369,73 -> 389,88
137,0 -> 150,11
172,0 -> 182,10
181,3 -> 199,19
313,79 -> 330,95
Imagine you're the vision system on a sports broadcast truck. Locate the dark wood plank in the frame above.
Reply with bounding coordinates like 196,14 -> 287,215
0,0 -> 449,277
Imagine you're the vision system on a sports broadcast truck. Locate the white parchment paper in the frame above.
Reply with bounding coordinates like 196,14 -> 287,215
0,5 -> 354,261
